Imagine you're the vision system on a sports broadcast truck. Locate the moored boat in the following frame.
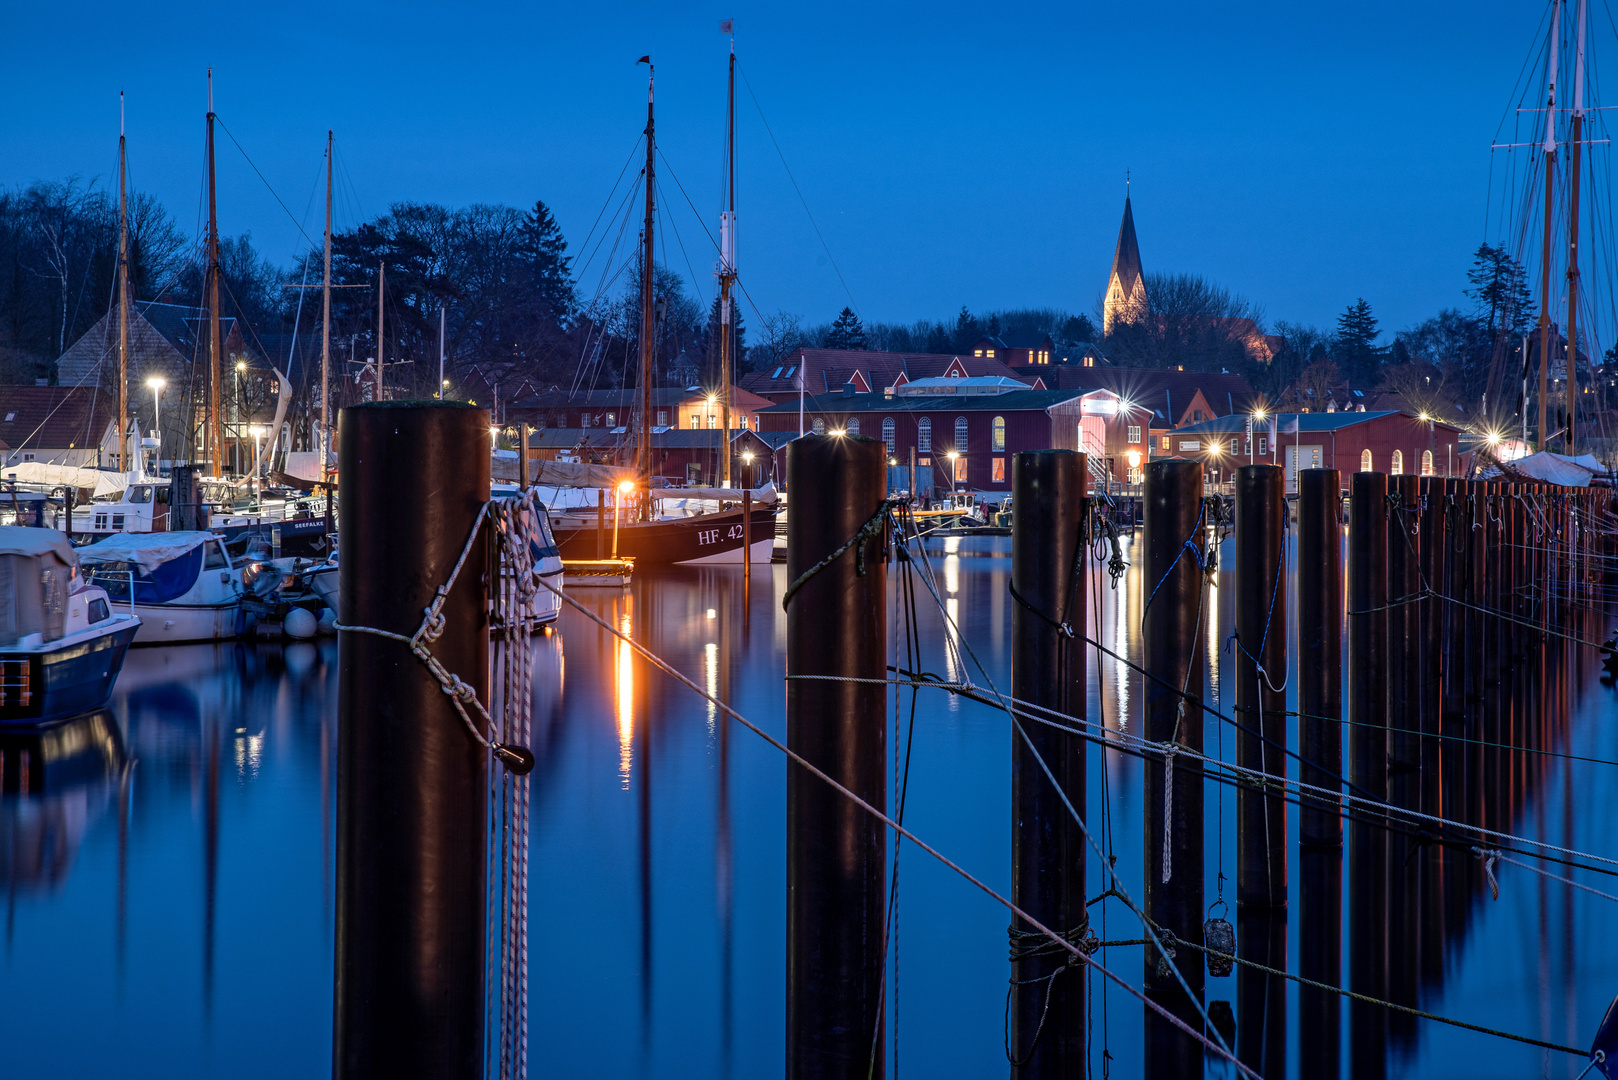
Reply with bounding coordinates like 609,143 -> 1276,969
77,531 -> 246,645
0,527 -> 139,728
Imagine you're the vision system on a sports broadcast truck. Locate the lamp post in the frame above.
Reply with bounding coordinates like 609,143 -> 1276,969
946,449 -> 959,496
234,361 -> 247,474
742,449 -> 755,487
1419,411 -> 1435,478
145,376 -> 166,470
248,424 -> 266,509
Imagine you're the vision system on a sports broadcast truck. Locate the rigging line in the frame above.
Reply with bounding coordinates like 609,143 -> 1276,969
656,179 -> 710,313
212,116 -> 322,252
735,60 -> 861,316
893,517 -> 1241,1064
573,134 -> 647,270
536,575 -> 1260,1079
657,147 -> 722,256
575,167 -> 645,286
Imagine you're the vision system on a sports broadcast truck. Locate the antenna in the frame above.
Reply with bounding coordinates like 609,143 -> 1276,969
119,91 -> 124,136
207,66 -> 214,115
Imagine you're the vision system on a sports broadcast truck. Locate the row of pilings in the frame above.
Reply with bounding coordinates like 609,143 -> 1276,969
779,435 -> 1614,1080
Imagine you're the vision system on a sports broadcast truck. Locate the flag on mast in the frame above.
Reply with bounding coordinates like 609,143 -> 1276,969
719,18 -> 733,33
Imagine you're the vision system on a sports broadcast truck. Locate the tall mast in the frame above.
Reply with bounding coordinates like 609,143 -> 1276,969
1536,3 -> 1560,451
206,70 -> 223,477
376,261 -> 385,401
638,58 -> 656,514
322,131 -> 332,466
1566,0 -> 1587,454
117,93 -> 129,473
719,31 -> 737,488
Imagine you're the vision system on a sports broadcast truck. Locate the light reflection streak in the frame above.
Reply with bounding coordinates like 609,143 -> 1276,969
944,597 -> 961,709
704,642 -> 719,734
944,553 -> 960,596
617,598 -> 635,789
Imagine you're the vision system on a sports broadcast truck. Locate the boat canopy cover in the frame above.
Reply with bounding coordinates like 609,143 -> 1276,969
657,482 -> 778,504
493,458 -> 638,488
0,525 -> 78,568
77,531 -> 215,574
2,461 -> 130,497
1490,451 -> 1604,487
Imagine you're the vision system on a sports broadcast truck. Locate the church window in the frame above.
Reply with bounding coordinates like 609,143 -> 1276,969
847,418 -> 860,436
954,416 -> 969,451
813,417 -> 825,435
918,418 -> 932,452
1391,450 -> 1403,475
1422,450 -> 1434,476
992,416 -> 1005,451
1361,450 -> 1373,472
882,417 -> 895,451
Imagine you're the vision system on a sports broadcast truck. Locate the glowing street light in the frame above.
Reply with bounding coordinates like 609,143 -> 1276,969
945,449 -> 960,495
145,376 -> 166,446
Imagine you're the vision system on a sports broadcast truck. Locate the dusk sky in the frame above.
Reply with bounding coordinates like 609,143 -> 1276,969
0,1 -> 1576,340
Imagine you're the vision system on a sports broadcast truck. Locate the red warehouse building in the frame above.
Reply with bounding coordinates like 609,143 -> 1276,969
1167,410 -> 1465,490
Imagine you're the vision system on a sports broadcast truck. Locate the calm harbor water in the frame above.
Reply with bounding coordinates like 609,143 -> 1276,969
1,534 -> 1613,1078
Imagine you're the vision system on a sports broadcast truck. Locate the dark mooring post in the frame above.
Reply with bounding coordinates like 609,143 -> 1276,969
785,433 -> 887,1080
336,402 -> 491,1080
1416,475 -> 1448,996
1009,450 -> 1087,1077
1233,464 -> 1286,1078
1386,474 -> 1422,1034
1296,469 -> 1342,1080
1347,469 -> 1389,1080
1142,458 -> 1205,1079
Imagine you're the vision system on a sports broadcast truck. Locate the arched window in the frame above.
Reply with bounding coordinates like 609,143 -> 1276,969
954,416 -> 969,452
992,415 -> 1006,451
1390,450 -> 1403,475
882,417 -> 896,452
1421,450 -> 1434,476
847,417 -> 861,436
1360,449 -> 1373,472
918,417 -> 932,452
812,417 -> 825,435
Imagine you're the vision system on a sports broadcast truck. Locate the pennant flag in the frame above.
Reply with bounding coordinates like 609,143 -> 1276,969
719,18 -> 733,33
637,55 -> 651,64
1281,416 -> 1300,434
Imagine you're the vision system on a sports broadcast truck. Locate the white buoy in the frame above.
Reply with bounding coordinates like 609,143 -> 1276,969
284,606 -> 318,640
318,607 -> 337,634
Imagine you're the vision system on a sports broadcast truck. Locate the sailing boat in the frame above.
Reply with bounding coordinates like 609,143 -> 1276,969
545,52 -> 775,566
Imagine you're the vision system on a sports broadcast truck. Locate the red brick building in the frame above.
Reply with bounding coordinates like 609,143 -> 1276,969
1168,410 -> 1464,490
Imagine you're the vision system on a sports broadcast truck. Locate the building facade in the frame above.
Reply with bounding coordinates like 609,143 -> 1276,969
1166,410 -> 1464,490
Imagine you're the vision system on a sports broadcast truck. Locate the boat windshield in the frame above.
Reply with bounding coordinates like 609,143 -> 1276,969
126,486 -> 152,504
84,546 -> 203,604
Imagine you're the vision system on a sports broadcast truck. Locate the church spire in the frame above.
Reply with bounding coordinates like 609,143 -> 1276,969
1103,190 -> 1147,335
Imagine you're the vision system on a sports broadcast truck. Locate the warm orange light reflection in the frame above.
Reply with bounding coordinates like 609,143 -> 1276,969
616,598 -> 635,788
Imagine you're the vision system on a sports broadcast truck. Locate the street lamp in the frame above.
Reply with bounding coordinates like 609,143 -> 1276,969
248,424 -> 266,508
945,449 -> 960,495
145,377 -> 166,466
742,449 -> 755,486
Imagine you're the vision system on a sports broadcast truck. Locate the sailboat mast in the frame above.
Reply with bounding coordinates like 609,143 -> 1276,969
1566,0 -> 1587,454
377,261 -> 386,401
639,60 -> 656,512
1536,3 -> 1560,451
322,131 -> 332,466
719,35 -> 737,488
117,93 -> 129,473
206,70 -> 223,477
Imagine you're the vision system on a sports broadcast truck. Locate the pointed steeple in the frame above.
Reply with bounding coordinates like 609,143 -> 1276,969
1103,191 -> 1147,335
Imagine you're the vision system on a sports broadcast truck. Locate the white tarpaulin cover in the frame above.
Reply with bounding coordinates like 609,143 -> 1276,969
77,530 -> 214,573
493,458 -> 639,487
281,452 -> 327,482
1500,451 -> 1603,487
0,524 -> 78,567
2,462 -> 130,497
655,482 -> 778,504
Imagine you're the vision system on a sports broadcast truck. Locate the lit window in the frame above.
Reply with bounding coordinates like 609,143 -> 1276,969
986,349 -> 995,359
992,416 -> 1005,451
1161,436 -> 1170,451
1391,449 -> 1404,475
974,349 -> 983,358
918,417 -> 932,452
813,417 -> 826,435
847,417 -> 861,436
1084,357 -> 1093,368
707,414 -> 717,429
606,412 -> 615,426
1127,425 -> 1141,444
954,456 -> 968,483
690,415 -> 700,429
1361,449 -> 1373,472
954,416 -> 969,452
882,417 -> 895,452
1422,450 -> 1434,476
992,457 -> 1005,483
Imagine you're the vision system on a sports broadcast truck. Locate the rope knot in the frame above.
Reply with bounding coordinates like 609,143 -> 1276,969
1473,846 -> 1501,900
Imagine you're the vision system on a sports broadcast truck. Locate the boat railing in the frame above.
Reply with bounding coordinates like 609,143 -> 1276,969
85,569 -> 139,619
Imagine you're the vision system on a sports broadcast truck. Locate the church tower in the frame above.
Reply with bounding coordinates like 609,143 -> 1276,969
1103,192 -> 1147,335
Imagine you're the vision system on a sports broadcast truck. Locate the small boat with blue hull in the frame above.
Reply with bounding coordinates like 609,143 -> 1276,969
77,531 -> 244,645
0,526 -> 139,728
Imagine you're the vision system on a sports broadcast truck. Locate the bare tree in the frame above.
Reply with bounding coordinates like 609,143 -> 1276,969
751,309 -> 804,369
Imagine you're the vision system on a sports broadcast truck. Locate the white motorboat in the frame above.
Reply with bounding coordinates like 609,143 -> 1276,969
0,527 -> 139,726
77,531 -> 247,645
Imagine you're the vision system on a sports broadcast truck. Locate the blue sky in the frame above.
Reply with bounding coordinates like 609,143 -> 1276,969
0,1 -> 1568,338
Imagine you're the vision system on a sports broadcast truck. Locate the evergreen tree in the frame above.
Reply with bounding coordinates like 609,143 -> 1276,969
519,199 -> 575,323
950,306 -> 981,352
824,306 -> 867,350
924,323 -> 951,353
1060,314 -> 1097,344
1464,242 -> 1534,338
703,293 -> 747,381
1333,298 -> 1383,384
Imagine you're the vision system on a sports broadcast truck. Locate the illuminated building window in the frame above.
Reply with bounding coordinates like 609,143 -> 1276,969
1391,449 -> 1404,475
992,415 -> 1005,451
992,457 -> 1005,482
813,417 -> 826,435
986,349 -> 996,359
1361,449 -> 1373,472
1161,436 -> 1170,452
1422,450 -> 1434,476
690,415 -> 700,429
954,456 -> 968,483
882,417 -> 895,451
973,349 -> 983,357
